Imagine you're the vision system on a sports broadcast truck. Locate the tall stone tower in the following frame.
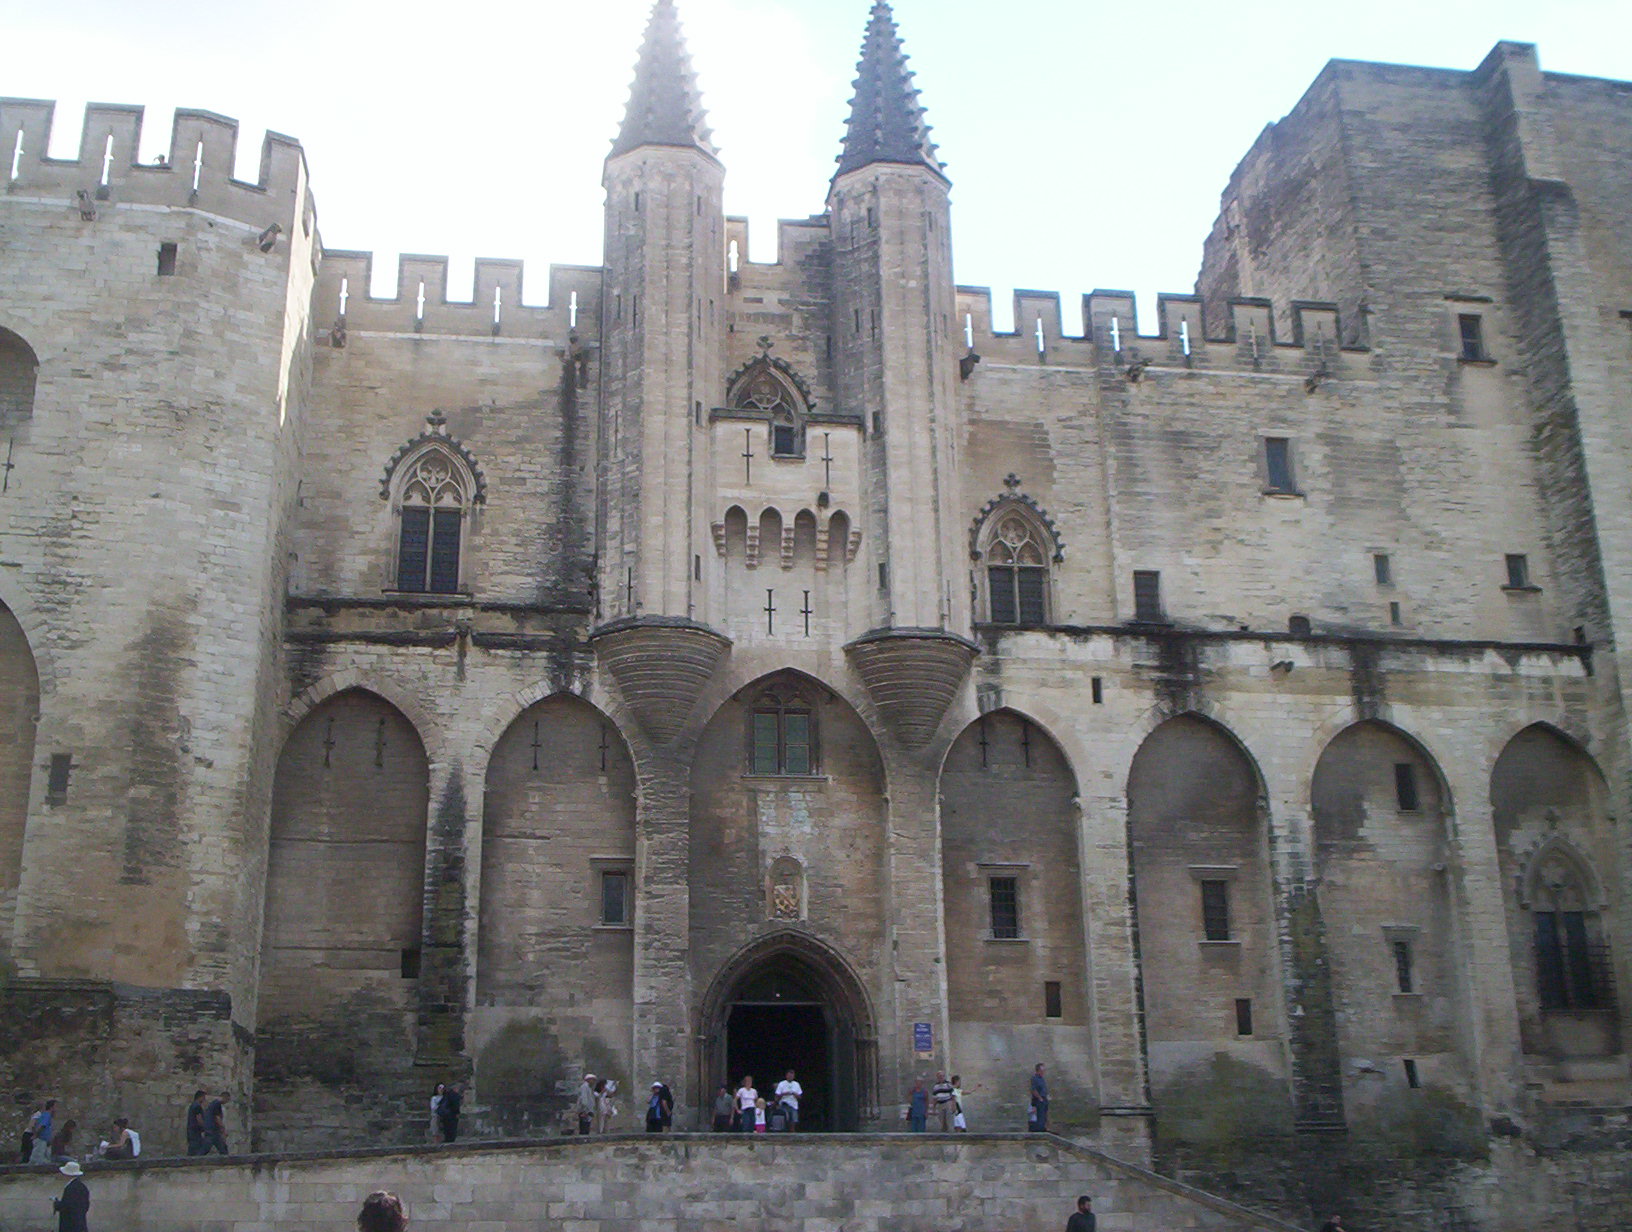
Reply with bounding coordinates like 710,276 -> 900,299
592,0 -> 730,1105
829,3 -> 975,747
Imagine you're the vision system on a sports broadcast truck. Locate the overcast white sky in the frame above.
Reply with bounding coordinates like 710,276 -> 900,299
6,0 -> 1630,328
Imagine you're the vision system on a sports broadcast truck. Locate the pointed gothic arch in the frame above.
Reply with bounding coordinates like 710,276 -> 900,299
727,355 -> 814,459
971,487 -> 1064,626
0,325 -> 38,442
380,413 -> 484,594
0,597 -> 40,955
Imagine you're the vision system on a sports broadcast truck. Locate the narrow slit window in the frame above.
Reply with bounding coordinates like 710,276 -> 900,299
1390,601 -> 1403,626
1044,981 -> 1063,1019
1234,998 -> 1253,1036
1505,553 -> 1531,589
600,869 -> 630,926
1373,552 -> 1392,585
46,753 -> 73,806
156,242 -> 178,276
1133,570 -> 1163,622
1403,1058 -> 1421,1089
1264,436 -> 1295,492
1200,879 -> 1231,942
1090,677 -> 1104,704
1394,762 -> 1420,812
1457,314 -> 1487,362
989,876 -> 1020,940
1392,939 -> 1415,994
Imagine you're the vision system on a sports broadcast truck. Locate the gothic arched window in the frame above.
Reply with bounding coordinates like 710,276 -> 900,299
729,359 -> 808,459
1527,845 -> 1602,1011
984,513 -> 1050,625
393,445 -> 475,594
747,681 -> 818,776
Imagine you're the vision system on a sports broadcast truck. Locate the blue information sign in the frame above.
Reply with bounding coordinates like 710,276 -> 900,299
912,1021 -> 933,1054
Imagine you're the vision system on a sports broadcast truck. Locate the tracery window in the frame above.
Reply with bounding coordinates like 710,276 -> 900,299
1529,847 -> 1602,1011
985,514 -> 1049,625
748,682 -> 817,776
394,447 -> 473,594
730,361 -> 806,458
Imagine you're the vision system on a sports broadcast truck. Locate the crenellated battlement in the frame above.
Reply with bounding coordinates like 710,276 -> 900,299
955,286 -> 1368,377
313,251 -> 602,343
724,214 -> 831,278
1,98 -> 308,232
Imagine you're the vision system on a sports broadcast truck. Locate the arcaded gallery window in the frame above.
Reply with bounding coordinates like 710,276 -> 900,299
748,682 -> 817,776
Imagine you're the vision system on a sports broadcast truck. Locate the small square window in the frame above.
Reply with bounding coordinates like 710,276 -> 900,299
989,876 -> 1020,940
1457,314 -> 1487,362
1235,998 -> 1254,1036
1264,437 -> 1296,492
1288,614 -> 1311,637
1200,879 -> 1231,942
600,869 -> 630,926
1505,554 -> 1531,589
157,242 -> 178,276
1373,552 -> 1392,585
1394,762 -> 1420,812
1133,571 -> 1163,623
771,422 -> 801,458
1044,981 -> 1063,1019
1392,939 -> 1415,994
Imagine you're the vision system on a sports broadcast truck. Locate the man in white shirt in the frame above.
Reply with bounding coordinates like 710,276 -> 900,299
774,1070 -> 803,1131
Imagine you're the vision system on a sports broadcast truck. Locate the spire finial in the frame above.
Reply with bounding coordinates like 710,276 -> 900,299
834,0 -> 944,183
611,0 -> 716,160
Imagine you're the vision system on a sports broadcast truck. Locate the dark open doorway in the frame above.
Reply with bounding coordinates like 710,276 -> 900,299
726,1003 -> 831,1130
701,936 -> 876,1131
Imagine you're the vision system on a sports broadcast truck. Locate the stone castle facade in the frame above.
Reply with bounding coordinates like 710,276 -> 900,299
2,1 -> 1631,1215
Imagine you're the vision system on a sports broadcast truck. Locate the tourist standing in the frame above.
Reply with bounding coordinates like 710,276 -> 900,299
357,1190 -> 408,1232
932,1071 -> 956,1132
48,1119 -> 77,1164
52,1160 -> 89,1232
1028,1063 -> 1049,1133
20,1100 -> 46,1163
31,1099 -> 56,1164
204,1091 -> 230,1155
907,1078 -> 928,1132
774,1070 -> 802,1131
1065,1194 -> 1096,1232
428,1083 -> 444,1142
645,1081 -> 672,1133
711,1084 -> 734,1132
185,1090 -> 207,1156
951,1074 -> 967,1131
592,1078 -> 614,1134
576,1074 -> 597,1135
437,1083 -> 462,1143
735,1075 -> 758,1132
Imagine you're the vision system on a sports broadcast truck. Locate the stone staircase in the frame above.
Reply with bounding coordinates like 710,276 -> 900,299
0,1132 -> 1301,1232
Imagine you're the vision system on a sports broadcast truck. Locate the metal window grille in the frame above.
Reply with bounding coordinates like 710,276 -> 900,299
1201,879 -> 1231,941
989,877 -> 1020,940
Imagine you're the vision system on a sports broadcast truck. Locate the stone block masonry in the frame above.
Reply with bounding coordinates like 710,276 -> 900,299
0,1134 -> 1300,1232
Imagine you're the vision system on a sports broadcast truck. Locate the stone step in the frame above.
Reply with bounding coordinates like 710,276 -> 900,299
0,1132 -> 1302,1232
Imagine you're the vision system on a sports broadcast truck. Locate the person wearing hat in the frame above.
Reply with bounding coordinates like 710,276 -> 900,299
53,1160 -> 89,1232
645,1081 -> 673,1133
575,1073 -> 597,1135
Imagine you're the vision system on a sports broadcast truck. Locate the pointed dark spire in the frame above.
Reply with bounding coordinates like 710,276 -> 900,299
834,1 -> 944,182
611,0 -> 716,160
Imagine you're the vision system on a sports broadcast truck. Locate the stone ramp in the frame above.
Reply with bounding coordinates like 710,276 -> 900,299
0,1132 -> 1301,1232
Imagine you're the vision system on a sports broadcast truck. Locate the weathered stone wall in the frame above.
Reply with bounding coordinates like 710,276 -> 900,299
0,602 -> 40,965
0,1134 -> 1301,1232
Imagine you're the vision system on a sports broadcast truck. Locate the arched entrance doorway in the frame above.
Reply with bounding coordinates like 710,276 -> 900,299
700,934 -> 876,1132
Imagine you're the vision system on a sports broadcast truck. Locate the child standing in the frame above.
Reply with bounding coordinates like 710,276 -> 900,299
753,1096 -> 768,1133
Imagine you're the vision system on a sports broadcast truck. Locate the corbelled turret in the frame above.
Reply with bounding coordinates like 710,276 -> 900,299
611,0 -> 716,160
834,0 -> 944,182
